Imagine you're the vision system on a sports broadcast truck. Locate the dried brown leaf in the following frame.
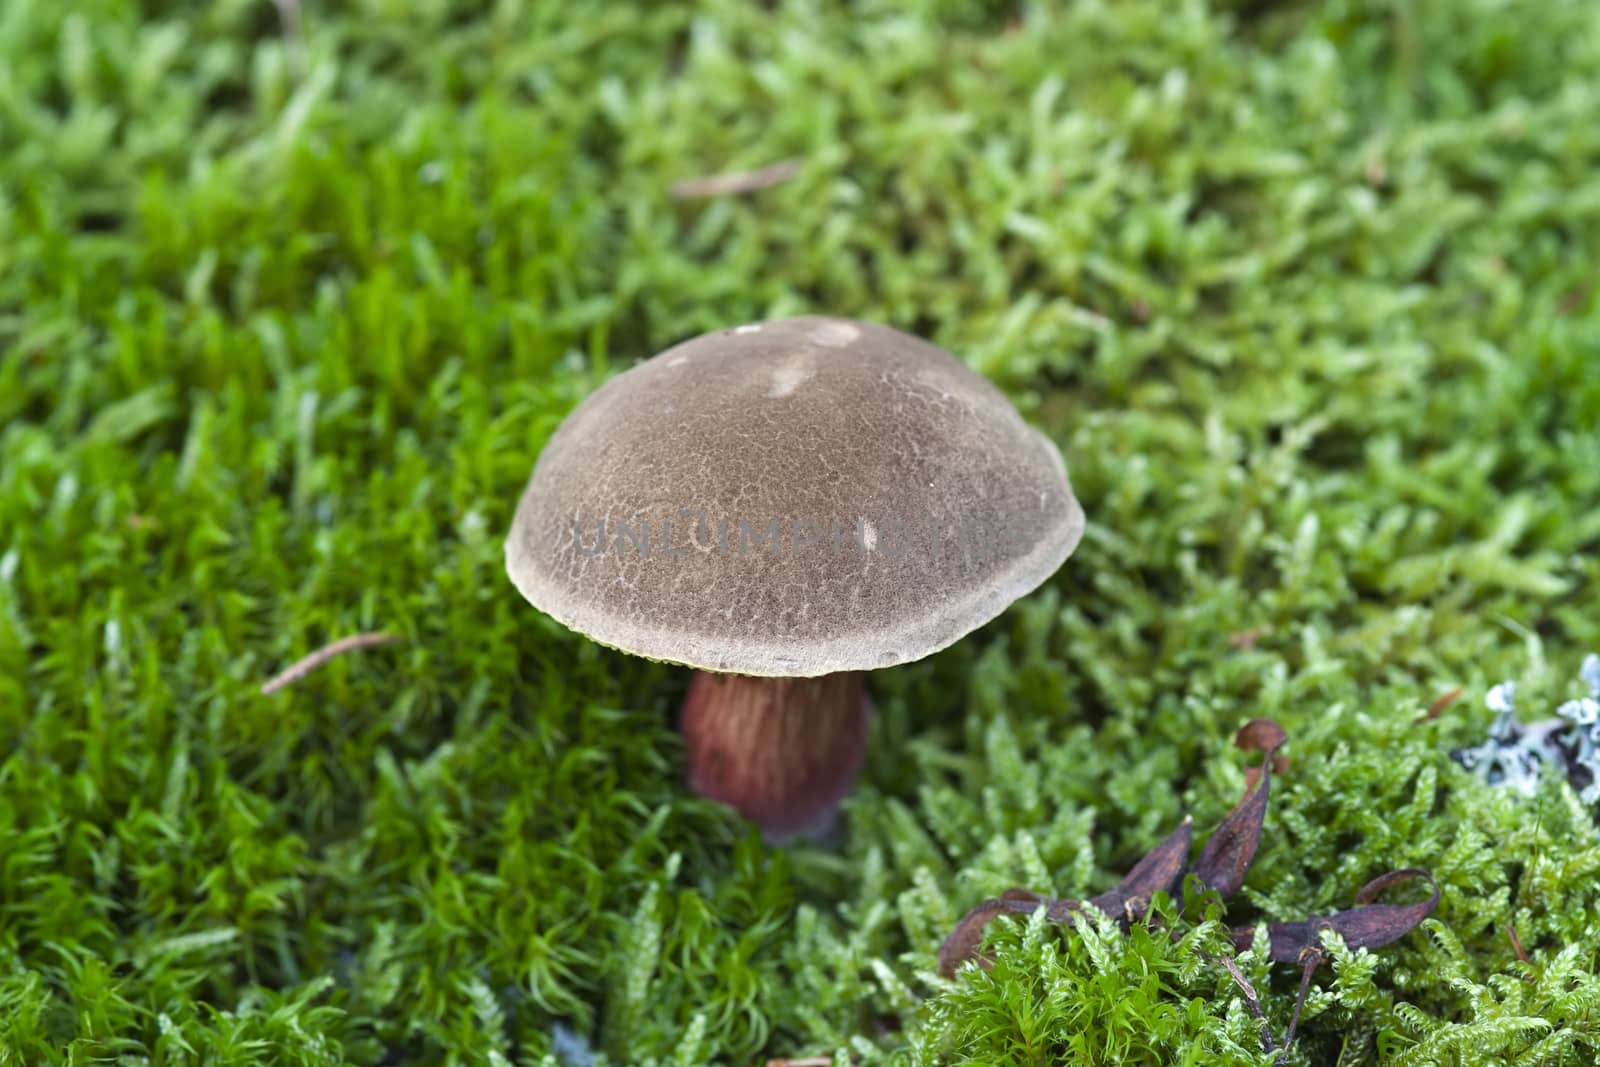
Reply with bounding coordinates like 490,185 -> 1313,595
1193,719 -> 1285,898
936,893 -> 1044,977
938,720 -> 1293,979
1235,717 -> 1289,756
1231,869 -> 1439,962
935,716 -> 1438,1063
1086,816 -> 1194,925
937,818 -> 1198,977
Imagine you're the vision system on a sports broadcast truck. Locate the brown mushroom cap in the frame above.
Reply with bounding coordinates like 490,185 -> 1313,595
505,316 -> 1084,677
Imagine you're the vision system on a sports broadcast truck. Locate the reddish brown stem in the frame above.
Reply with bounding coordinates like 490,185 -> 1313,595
680,671 -> 871,841
1284,952 -> 1320,1053
1506,924 -> 1536,980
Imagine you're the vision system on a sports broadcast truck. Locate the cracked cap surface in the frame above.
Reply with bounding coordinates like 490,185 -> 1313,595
504,316 -> 1084,676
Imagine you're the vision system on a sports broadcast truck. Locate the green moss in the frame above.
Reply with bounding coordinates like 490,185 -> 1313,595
2,0 -> 1599,1062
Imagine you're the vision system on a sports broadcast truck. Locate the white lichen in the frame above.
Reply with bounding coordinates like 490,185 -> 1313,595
1555,653 -> 1600,804
1453,655 -> 1600,805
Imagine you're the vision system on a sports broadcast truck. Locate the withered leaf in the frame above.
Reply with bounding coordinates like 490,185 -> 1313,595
1192,718 -> 1286,899
1086,816 -> 1194,926
937,720 -> 1291,979
936,718 -> 1440,1060
937,893 -> 1048,977
1000,888 -> 1044,904
1230,868 -> 1439,963
1235,718 -> 1290,756
999,887 -> 1083,924
936,818 -> 1197,977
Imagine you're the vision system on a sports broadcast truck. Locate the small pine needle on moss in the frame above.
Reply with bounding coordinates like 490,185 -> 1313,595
259,631 -> 402,695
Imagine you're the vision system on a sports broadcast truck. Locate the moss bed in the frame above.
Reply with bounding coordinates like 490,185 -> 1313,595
2,0 -> 1599,1063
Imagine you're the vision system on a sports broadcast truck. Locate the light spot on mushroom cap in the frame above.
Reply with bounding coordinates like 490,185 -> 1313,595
808,320 -> 860,347
861,520 -> 877,551
767,355 -> 814,398
734,324 -> 762,335
667,355 -> 690,367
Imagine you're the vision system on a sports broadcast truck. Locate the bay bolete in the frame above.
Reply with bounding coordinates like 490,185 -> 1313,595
505,316 -> 1084,839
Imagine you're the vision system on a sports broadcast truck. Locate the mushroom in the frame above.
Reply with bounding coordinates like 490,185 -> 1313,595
505,316 -> 1084,840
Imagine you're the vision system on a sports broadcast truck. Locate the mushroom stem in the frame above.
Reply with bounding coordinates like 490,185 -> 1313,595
680,671 -> 871,842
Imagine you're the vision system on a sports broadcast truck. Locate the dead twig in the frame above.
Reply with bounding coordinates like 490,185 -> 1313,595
261,631 -> 401,695
1283,951 -> 1322,1053
670,159 -> 802,200
1214,954 -> 1276,1055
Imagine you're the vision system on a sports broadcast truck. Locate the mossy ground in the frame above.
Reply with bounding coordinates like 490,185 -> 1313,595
3,0 -> 1600,1063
